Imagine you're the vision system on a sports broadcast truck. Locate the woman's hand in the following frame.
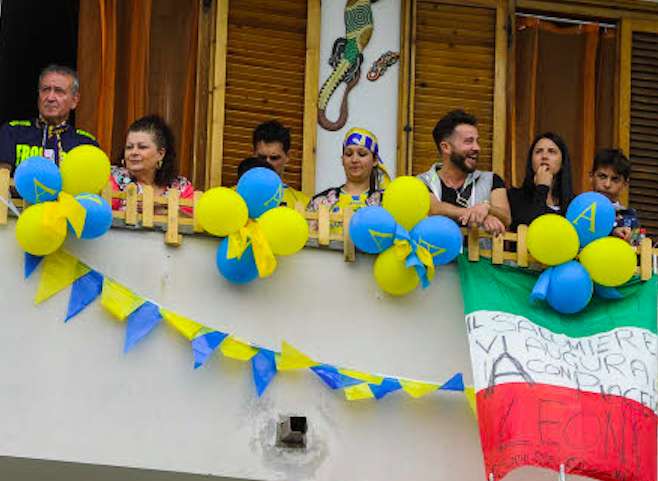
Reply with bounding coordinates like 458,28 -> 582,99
534,164 -> 553,187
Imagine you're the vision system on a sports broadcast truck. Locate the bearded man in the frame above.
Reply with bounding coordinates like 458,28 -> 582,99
417,109 -> 510,235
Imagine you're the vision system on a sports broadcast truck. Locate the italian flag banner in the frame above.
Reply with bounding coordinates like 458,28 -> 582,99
458,256 -> 657,481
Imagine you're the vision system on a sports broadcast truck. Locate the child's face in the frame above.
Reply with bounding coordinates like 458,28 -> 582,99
591,166 -> 628,202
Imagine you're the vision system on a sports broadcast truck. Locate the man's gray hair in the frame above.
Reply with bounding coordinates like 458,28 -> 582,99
38,64 -> 80,95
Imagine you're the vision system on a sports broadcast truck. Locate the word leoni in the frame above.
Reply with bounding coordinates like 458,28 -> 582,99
466,311 -> 658,412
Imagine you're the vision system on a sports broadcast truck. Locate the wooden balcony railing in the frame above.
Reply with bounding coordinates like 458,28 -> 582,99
0,169 -> 655,279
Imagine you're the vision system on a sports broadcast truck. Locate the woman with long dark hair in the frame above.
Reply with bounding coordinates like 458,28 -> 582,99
508,132 -> 574,231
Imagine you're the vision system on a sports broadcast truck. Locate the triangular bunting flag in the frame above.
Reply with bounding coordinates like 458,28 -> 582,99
339,369 -> 384,385
368,377 -> 402,399
65,270 -> 103,321
399,379 -> 439,399
440,372 -> 464,392
24,253 -> 43,279
34,251 -> 90,304
344,383 -> 375,401
124,301 -> 161,352
310,364 -> 362,390
276,341 -> 318,371
160,309 -> 204,340
192,328 -> 228,368
251,349 -> 277,397
101,278 -> 144,321
464,386 -> 477,418
220,336 -> 258,361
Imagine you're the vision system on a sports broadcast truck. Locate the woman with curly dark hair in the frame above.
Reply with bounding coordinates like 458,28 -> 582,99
508,132 -> 574,231
110,115 -> 193,214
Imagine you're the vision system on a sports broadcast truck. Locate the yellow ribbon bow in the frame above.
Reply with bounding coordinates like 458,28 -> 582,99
42,192 -> 86,238
393,238 -> 435,284
227,220 -> 277,278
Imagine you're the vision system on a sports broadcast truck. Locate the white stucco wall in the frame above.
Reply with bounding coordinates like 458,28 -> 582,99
315,0 -> 401,192
0,222 -> 597,481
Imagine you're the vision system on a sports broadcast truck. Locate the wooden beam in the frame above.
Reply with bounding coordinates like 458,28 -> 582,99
396,0 -> 413,177
630,19 -> 658,32
302,0 -> 321,197
618,17 -> 632,207
207,0 -> 229,187
516,0 -> 658,20
492,0 -> 509,178
192,0 -> 213,189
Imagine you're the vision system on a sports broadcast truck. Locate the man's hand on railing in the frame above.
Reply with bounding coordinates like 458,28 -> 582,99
482,215 -> 506,236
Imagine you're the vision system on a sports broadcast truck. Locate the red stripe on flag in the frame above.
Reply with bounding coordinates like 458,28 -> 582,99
476,383 -> 656,481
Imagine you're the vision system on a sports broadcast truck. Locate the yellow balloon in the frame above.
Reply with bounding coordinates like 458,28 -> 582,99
579,237 -> 637,287
258,207 -> 309,256
373,247 -> 419,296
197,187 -> 248,237
382,176 -> 430,231
527,214 -> 579,266
60,145 -> 111,195
15,203 -> 66,256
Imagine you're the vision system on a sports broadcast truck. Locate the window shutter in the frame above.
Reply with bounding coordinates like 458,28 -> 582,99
411,1 -> 496,175
222,0 -> 307,188
629,31 -> 658,237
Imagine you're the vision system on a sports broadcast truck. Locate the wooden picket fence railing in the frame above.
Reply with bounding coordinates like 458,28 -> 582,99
0,169 -> 655,279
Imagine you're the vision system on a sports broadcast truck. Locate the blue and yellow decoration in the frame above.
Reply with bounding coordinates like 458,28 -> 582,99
350,176 -> 462,296
196,168 -> 309,285
528,192 -> 637,314
14,149 -> 112,256
23,249 -> 469,404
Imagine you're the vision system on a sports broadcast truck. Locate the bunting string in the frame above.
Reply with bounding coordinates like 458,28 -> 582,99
24,249 -> 476,410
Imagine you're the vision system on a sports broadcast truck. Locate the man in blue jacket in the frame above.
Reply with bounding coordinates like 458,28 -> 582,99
0,64 -> 98,174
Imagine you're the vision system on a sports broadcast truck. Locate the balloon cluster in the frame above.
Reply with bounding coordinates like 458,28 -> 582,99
349,177 -> 462,296
527,192 -> 637,314
14,146 -> 113,256
196,168 -> 309,284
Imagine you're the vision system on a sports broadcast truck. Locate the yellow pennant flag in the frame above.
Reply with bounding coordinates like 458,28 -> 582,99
399,379 -> 440,399
344,383 -> 375,401
464,386 -> 477,418
220,336 -> 258,361
276,341 -> 318,371
339,369 -> 384,385
161,309 -> 204,340
34,251 -> 90,304
101,278 -> 144,321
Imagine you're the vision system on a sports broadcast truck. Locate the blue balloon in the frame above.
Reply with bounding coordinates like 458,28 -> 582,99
70,194 -> 113,239
566,192 -> 615,248
410,215 -> 463,266
236,167 -> 283,219
545,261 -> 593,314
14,156 -> 62,204
348,206 -> 397,254
216,237 -> 259,284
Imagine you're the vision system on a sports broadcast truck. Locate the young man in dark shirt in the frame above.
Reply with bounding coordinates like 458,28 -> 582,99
417,110 -> 510,235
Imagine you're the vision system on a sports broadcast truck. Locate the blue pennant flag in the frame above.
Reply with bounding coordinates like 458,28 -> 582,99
192,330 -> 227,368
124,301 -> 161,352
24,253 -> 43,279
368,377 -> 402,399
440,372 -> 464,392
311,364 -> 362,390
251,349 -> 278,397
65,270 -> 103,322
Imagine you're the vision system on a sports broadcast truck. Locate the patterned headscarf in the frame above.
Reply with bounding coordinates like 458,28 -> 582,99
342,127 -> 391,189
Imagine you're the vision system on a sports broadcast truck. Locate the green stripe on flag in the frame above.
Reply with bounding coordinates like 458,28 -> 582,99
458,255 -> 657,337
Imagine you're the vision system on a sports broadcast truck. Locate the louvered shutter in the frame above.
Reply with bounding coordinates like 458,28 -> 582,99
629,31 -> 658,238
222,0 -> 307,188
411,1 -> 496,175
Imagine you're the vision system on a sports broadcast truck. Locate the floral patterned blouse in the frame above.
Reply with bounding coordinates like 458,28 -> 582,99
307,185 -> 383,236
110,166 -> 194,215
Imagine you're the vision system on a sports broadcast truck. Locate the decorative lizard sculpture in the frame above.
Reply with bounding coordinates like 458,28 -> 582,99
317,0 -> 378,131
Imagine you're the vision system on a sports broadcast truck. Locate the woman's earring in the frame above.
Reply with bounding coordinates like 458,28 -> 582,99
156,160 -> 163,169
121,158 -> 125,167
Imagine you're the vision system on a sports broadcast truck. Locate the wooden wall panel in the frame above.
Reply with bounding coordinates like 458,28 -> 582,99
411,2 -> 496,176
221,0 -> 307,188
